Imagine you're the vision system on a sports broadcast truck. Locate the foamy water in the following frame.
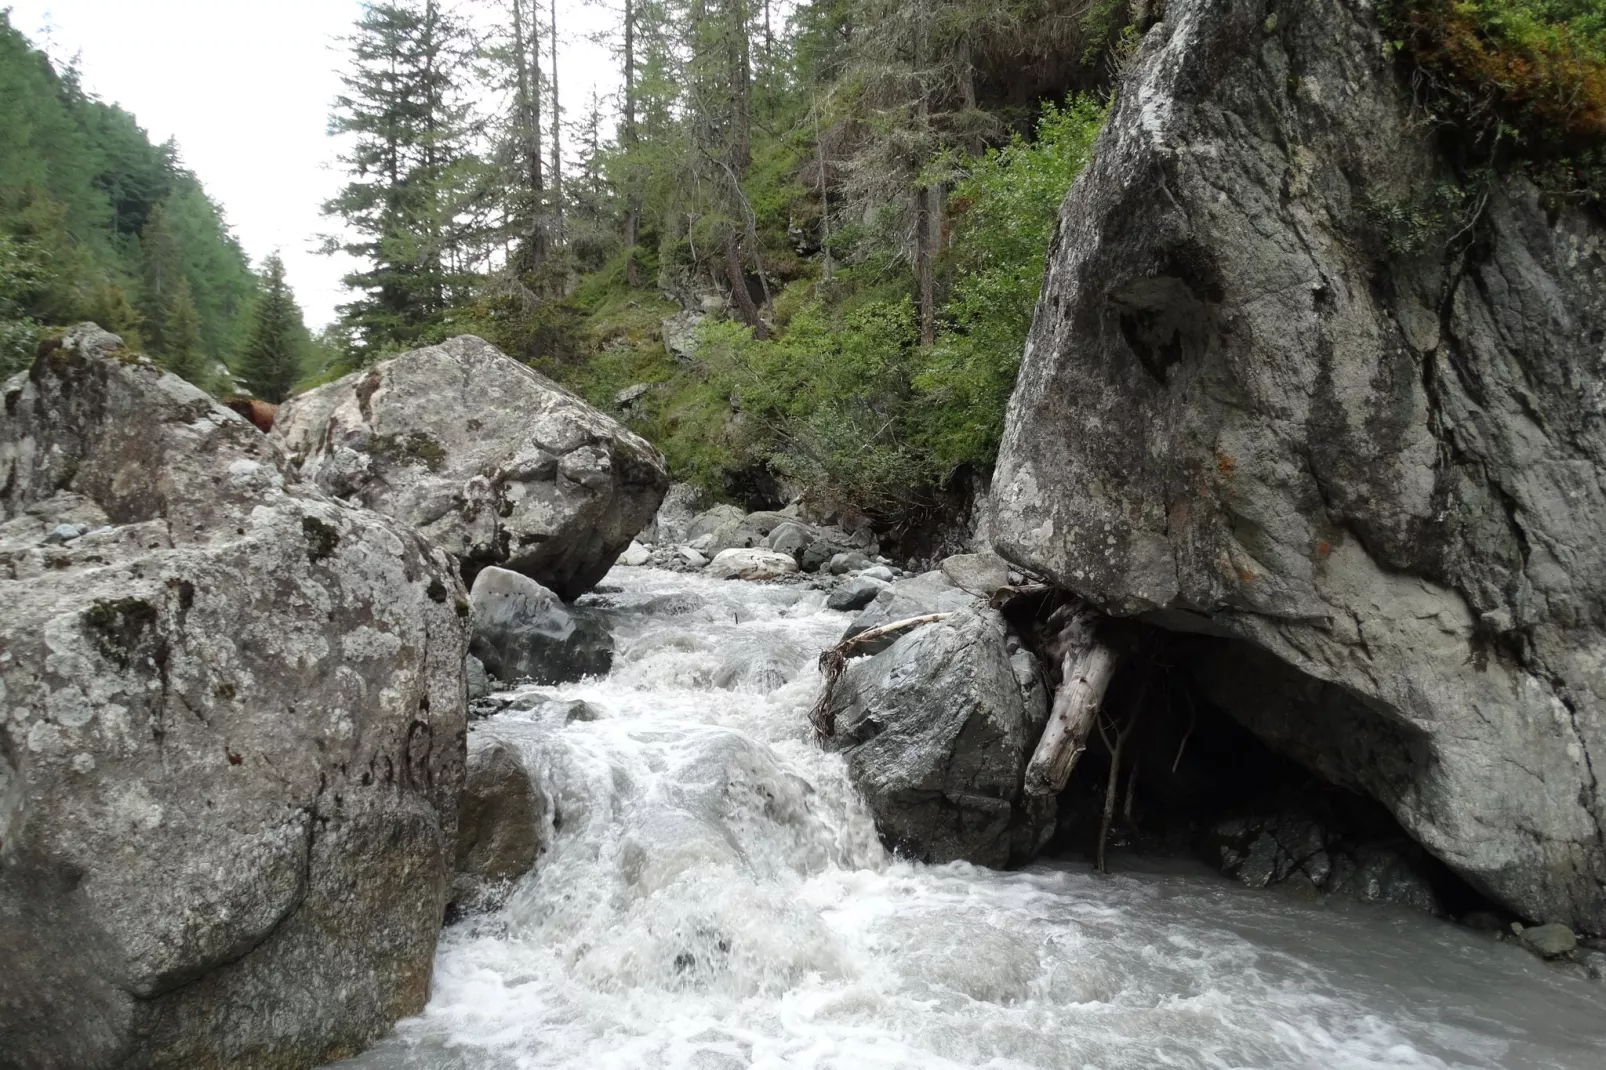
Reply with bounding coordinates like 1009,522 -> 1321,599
332,568 -> 1606,1070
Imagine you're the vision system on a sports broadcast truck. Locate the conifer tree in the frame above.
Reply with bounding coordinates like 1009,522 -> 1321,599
138,200 -> 184,354
239,254 -> 306,403
160,277 -> 210,387
324,0 -> 478,356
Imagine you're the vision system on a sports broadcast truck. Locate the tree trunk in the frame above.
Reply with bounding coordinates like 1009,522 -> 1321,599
1024,641 -> 1119,795
623,0 -> 640,286
549,0 -> 563,245
916,184 -> 936,346
512,0 -> 545,269
724,231 -> 767,340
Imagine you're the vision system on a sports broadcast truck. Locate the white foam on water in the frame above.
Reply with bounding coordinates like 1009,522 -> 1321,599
330,568 -> 1606,1070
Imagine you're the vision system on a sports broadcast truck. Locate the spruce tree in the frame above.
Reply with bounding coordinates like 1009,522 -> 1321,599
138,201 -> 184,354
239,254 -> 306,403
324,1 -> 478,356
160,277 -> 210,387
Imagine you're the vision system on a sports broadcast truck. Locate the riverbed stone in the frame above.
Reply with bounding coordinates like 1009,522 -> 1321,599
844,571 -> 980,654
988,0 -> 1606,931
940,552 -> 1011,597
650,483 -> 706,545
1518,924 -> 1578,959
767,521 -> 813,561
828,577 -> 887,613
618,540 -> 651,567
0,325 -> 469,1069
272,334 -> 668,600
469,566 -> 614,684
707,547 -> 800,581
450,735 -> 546,915
824,606 -> 1053,866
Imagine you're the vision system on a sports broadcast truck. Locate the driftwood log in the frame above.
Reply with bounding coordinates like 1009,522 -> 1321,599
1023,609 -> 1118,796
808,613 -> 953,741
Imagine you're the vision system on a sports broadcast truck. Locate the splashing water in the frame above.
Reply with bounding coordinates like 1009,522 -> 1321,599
332,568 -> 1606,1070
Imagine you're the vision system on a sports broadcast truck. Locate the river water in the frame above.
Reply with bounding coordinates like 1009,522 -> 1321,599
334,567 -> 1606,1070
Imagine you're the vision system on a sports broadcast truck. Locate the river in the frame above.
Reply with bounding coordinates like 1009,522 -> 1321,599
332,567 -> 1606,1070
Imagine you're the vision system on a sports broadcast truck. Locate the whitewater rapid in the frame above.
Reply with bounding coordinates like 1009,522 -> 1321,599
332,567 -> 1606,1070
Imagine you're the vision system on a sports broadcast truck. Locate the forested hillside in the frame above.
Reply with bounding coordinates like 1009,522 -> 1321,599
314,0 -> 1604,527
315,0 -> 1127,525
0,12 -> 266,385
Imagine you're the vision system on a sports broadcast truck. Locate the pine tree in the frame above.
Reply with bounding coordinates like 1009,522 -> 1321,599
138,200 -> 184,354
324,0 -> 479,356
160,277 -> 210,387
239,254 -> 306,403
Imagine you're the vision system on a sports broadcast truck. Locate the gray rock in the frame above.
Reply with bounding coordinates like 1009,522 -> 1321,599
273,335 -> 668,600
940,552 -> 1011,597
1518,923 -> 1578,959
469,566 -> 614,684
1577,947 -> 1606,981
767,520 -> 813,561
824,607 -> 1053,866
450,735 -> 545,914
860,565 -> 895,583
799,528 -> 857,573
678,546 -> 709,567
618,540 -> 651,567
706,547 -> 799,581
466,653 -> 491,700
615,382 -> 652,407
844,570 -> 980,654
827,577 -> 887,613
828,551 -> 874,575
685,504 -> 747,551
0,325 -> 469,1069
651,483 -> 707,545
989,0 -> 1606,931
662,310 -> 705,361
43,522 -> 83,545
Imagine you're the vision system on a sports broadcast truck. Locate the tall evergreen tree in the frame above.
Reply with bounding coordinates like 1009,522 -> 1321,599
138,200 -> 184,354
324,0 -> 478,356
239,254 -> 306,403
160,277 -> 209,386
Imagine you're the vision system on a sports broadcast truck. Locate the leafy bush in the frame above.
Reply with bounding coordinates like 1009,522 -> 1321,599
1388,0 -> 1606,199
912,95 -> 1106,471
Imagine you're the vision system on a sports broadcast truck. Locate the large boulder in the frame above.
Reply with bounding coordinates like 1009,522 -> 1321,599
0,326 -> 469,1068
824,607 -> 1053,866
468,566 -> 613,684
990,0 -> 1606,930
273,335 -> 669,600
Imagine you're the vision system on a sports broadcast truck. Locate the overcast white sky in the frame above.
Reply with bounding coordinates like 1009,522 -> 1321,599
8,0 -> 622,329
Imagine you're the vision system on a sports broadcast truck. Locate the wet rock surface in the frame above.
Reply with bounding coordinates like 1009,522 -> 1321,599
451,735 -> 547,916
989,0 -> 1606,931
824,607 -> 1054,867
0,326 -> 469,1069
469,566 -> 614,685
272,334 -> 669,600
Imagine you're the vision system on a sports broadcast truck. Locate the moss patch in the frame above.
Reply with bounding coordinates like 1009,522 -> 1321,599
302,515 -> 341,563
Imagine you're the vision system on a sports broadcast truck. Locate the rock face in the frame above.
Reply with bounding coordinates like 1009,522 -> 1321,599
990,0 -> 1606,930
825,607 -> 1053,866
273,335 -> 669,600
0,326 -> 469,1068
469,566 -> 613,684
